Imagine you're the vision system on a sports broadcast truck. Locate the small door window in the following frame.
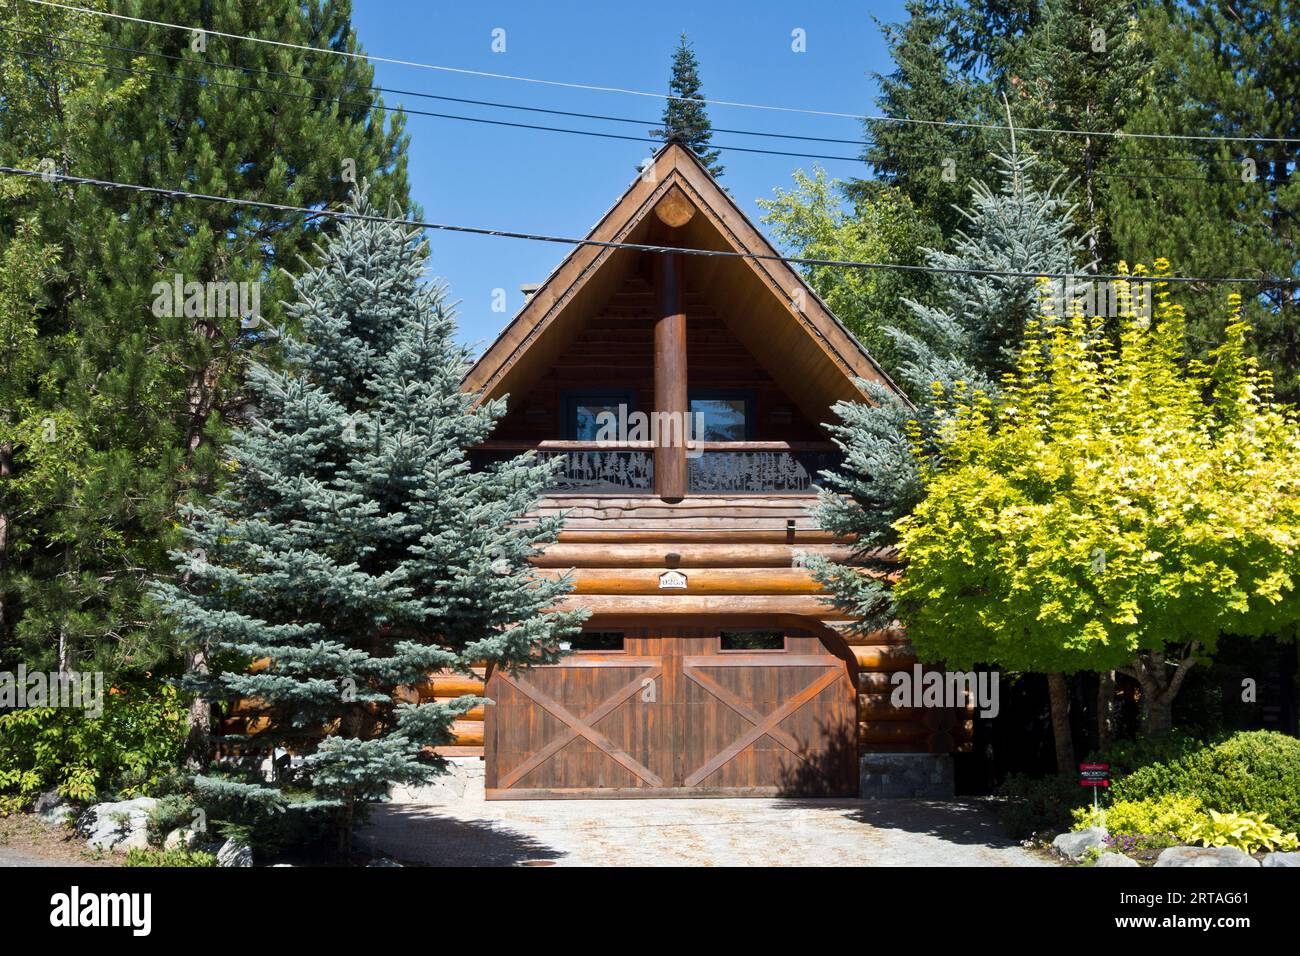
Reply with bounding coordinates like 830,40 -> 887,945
719,630 -> 785,651
568,631 -> 625,652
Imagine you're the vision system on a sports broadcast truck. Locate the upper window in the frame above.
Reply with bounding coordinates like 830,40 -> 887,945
689,390 -> 755,442
563,390 -> 635,441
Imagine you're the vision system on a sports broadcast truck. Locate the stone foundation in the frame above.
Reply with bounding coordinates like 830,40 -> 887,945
388,757 -> 485,804
859,753 -> 954,798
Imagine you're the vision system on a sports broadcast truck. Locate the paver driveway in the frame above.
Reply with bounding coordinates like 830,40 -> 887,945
359,796 -> 1054,867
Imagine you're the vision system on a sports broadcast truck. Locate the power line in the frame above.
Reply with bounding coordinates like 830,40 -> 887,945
11,25 -> 1275,172
0,43 -> 863,165
5,41 -> 1276,189
1,164 -> 1289,287
19,0 -> 1300,146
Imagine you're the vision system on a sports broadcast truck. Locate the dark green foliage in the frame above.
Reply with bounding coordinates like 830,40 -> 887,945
650,33 -> 722,177
997,771 -> 1090,838
124,846 -> 216,867
855,0 -> 1000,237
0,0 -> 410,682
1111,731 -> 1300,832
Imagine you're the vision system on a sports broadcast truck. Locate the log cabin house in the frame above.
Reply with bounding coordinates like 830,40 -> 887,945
431,142 -> 968,799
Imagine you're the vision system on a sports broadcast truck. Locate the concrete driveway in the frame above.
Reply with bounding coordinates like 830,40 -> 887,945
358,796 -> 1054,867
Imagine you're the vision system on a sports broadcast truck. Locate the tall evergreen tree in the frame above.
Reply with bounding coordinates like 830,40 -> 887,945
854,0 -> 1000,238
650,33 -> 723,178
0,1 -> 410,698
1104,0 -> 1300,402
813,145 -> 1084,770
154,190 -> 585,857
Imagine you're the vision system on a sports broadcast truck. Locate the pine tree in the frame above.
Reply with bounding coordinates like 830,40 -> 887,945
853,0 -> 1001,238
812,145 -> 1084,770
1104,0 -> 1300,402
154,190 -> 586,857
650,33 -> 723,177
0,1 -> 410,695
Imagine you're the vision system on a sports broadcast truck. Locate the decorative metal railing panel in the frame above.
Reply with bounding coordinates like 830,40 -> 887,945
540,450 -> 654,493
688,451 -> 841,494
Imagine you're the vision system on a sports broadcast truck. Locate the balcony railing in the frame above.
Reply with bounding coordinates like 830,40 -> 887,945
472,441 -> 841,495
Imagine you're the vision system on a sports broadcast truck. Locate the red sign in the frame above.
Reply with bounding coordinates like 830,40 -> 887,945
1079,762 -> 1111,787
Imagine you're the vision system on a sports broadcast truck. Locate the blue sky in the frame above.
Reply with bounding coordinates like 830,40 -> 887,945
350,1 -> 909,348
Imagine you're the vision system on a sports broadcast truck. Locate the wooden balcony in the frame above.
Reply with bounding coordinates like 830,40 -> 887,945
472,440 -> 842,495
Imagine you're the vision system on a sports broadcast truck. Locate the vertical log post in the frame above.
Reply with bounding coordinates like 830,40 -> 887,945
653,251 -> 688,501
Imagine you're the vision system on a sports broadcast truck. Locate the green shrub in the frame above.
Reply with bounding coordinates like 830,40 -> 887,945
0,682 -> 186,805
1071,794 -> 1206,842
1091,731 -> 1205,777
124,847 -> 216,868
1187,810 -> 1300,854
1112,731 -> 1300,832
146,794 -> 200,847
998,772 -> 1091,838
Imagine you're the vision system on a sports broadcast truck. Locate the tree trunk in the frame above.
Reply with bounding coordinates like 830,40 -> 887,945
337,790 -> 355,861
182,646 -> 213,768
1120,645 -> 1199,737
1096,670 -> 1116,753
1046,672 -> 1075,776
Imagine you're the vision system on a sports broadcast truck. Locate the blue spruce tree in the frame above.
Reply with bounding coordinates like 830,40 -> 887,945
154,189 -> 585,857
813,147 -> 1084,632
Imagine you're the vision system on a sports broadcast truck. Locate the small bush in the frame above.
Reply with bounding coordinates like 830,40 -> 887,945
1112,731 -> 1300,831
1091,731 -> 1205,778
124,847 -> 216,868
1071,794 -> 1206,843
146,794 -> 200,847
1187,810 -> 1300,854
0,681 -> 186,805
998,772 -> 1090,838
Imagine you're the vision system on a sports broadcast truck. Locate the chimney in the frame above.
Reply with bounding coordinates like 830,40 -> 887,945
520,283 -> 541,303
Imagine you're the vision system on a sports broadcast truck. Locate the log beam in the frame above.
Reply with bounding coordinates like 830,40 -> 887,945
653,251 -> 688,501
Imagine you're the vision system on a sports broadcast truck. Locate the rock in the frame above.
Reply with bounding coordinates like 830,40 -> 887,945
1262,852 -> 1300,868
216,839 -> 254,868
76,797 -> 157,852
1155,846 -> 1260,867
33,789 -> 74,826
1096,852 -> 1140,867
367,858 -> 403,867
1053,827 -> 1108,862
163,828 -> 200,851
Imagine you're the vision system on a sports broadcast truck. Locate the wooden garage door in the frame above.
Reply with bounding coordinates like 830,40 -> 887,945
485,627 -> 857,798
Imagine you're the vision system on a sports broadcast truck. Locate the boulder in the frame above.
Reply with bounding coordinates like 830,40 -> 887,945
1154,846 -> 1260,867
1096,852 -> 1140,867
76,797 -> 157,852
33,789 -> 74,826
367,858 -> 403,867
1053,827 -> 1108,862
1261,852 -> 1300,868
163,828 -> 200,851
216,838 -> 254,868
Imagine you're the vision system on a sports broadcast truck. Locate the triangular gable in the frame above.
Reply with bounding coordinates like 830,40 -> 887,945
463,142 -> 907,425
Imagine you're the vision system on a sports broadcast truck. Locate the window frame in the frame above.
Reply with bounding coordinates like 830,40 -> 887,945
561,389 -> 637,441
688,388 -> 757,442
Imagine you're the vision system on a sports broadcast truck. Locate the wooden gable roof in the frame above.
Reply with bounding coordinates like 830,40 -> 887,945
463,142 -> 905,425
